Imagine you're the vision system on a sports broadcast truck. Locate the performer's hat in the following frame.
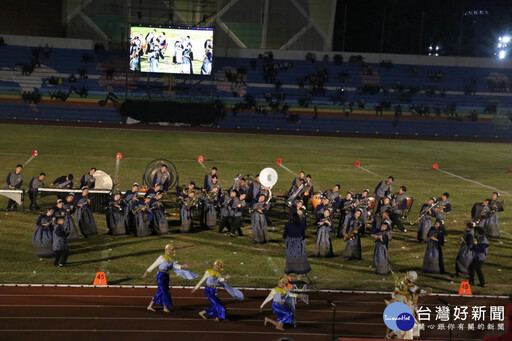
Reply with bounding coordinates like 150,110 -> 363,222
133,182 -> 139,187
81,186 -> 88,190
56,199 -> 63,203
67,192 -> 75,197
363,188 -> 369,193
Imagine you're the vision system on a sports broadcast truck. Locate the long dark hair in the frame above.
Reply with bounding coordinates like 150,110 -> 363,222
292,212 -> 301,225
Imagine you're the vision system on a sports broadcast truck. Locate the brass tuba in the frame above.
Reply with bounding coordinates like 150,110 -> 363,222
286,183 -> 304,207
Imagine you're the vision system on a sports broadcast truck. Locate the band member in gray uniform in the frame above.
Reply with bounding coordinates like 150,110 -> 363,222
63,193 -> 80,241
343,209 -> 363,260
455,223 -> 475,277
218,190 -> 235,233
203,186 -> 219,229
336,192 -> 353,237
203,167 -> 217,193
471,199 -> 490,228
434,192 -> 451,222
53,216 -> 69,267
107,192 -> 127,236
372,221 -> 391,275
374,176 -> 393,202
132,196 -> 153,237
6,164 -> 23,211
75,187 -> 98,237
301,175 -> 314,207
422,219 -> 445,274
248,174 -> 262,204
486,192 -> 504,238
323,184 -> 341,209
230,192 -> 246,238
153,164 -> 170,192
288,171 -> 305,196
417,198 -> 437,243
390,186 -> 408,232
251,195 -> 270,244
354,189 -> 371,233
179,182 -> 197,233
33,208 -> 55,258
316,209 -> 334,257
469,228 -> 489,287
123,183 -> 140,234
151,191 -> 169,235
80,168 -> 96,189
51,174 -> 74,189
28,172 -> 46,211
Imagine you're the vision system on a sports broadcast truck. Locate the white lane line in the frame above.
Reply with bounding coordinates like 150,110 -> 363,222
436,169 -> 511,197
197,161 -> 207,170
23,155 -> 36,166
357,166 -> 381,177
278,163 -> 295,175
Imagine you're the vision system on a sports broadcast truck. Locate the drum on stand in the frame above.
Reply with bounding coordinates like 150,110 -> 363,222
91,170 -> 114,212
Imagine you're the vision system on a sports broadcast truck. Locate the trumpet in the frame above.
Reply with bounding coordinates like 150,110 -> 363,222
132,204 -> 148,214
231,174 -> 242,191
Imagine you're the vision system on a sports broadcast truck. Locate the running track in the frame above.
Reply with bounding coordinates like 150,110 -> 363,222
0,286 -> 507,341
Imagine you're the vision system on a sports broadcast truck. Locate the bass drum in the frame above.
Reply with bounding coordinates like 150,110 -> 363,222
367,197 -> 377,210
93,170 -> 114,190
143,159 -> 179,190
311,192 -> 322,210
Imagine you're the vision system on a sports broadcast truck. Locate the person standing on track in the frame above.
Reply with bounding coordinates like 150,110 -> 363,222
142,243 -> 197,313
260,277 -> 306,331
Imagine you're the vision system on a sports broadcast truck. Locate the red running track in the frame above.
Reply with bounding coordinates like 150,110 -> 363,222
0,286 -> 507,341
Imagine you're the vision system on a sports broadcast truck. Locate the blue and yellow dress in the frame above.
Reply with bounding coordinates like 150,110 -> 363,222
146,255 -> 198,309
260,287 -> 298,324
193,269 -> 244,320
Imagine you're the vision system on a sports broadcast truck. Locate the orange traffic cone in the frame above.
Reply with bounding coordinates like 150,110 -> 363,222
276,158 -> 282,165
354,161 -> 360,167
458,281 -> 472,295
116,152 -> 122,159
198,155 -> 204,162
93,272 -> 108,286
432,163 -> 439,169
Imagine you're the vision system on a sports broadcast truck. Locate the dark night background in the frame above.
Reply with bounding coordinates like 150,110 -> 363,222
333,0 -> 512,57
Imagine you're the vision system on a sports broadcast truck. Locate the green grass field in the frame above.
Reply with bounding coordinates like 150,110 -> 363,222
0,124 -> 511,295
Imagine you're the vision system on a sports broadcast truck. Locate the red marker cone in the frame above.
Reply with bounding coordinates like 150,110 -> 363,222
354,161 -> 360,167
32,150 -> 38,156
198,155 -> 204,162
116,152 -> 122,159
432,163 -> 439,169
276,158 -> 282,165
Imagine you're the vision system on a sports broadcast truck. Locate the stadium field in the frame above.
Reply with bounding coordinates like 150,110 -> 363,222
0,124 -> 510,294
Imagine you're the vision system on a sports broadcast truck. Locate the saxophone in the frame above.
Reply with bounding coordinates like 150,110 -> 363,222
344,220 -> 362,241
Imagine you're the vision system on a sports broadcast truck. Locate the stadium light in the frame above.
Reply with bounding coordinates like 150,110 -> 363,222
499,50 -> 506,59
503,36 -> 511,43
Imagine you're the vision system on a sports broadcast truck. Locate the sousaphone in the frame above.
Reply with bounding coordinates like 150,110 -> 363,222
259,167 -> 278,203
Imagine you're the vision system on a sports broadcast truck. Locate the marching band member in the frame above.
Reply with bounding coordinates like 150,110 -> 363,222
151,191 -> 169,235
336,192 -> 353,238
50,174 -> 74,189
315,197 -> 330,222
208,175 -> 221,192
28,172 -> 45,211
486,192 -> 504,238
123,183 -> 140,234
300,174 -> 314,207
80,167 -> 96,189
251,194 -> 270,244
469,228 -> 489,287
455,223 -> 475,277
343,209 -> 363,260
203,186 -> 219,229
371,209 -> 392,239
106,192 -> 127,235
434,192 -> 451,222
471,199 -> 491,228
63,193 -> 80,241
75,187 -> 98,237
323,184 -> 341,209
248,174 -> 262,204
390,186 -> 408,233
218,190 -> 235,233
374,176 -> 393,202
236,178 -> 248,196
144,184 -> 161,199
32,208 -> 55,258
289,200 -> 306,226
52,216 -> 69,267
260,278 -> 306,331
142,243 -> 198,313
371,221 -> 391,275
191,260 -> 244,321
6,164 -> 23,211
417,197 -> 437,243
229,192 -> 246,238
203,167 -> 218,192
315,208 -> 334,258
132,195 -> 153,237
422,219 -> 445,274
152,164 -> 170,191
179,183 -> 197,233
288,171 -> 305,196
283,212 -> 311,279
354,189 -> 370,231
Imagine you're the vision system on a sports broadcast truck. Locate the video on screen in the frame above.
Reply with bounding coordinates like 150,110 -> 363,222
129,26 -> 213,75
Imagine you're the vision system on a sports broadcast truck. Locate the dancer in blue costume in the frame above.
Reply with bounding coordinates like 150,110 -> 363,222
191,260 -> 244,321
260,278 -> 306,331
142,243 -> 197,313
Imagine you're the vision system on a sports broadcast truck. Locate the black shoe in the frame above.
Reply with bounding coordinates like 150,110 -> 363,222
478,283 -> 485,287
